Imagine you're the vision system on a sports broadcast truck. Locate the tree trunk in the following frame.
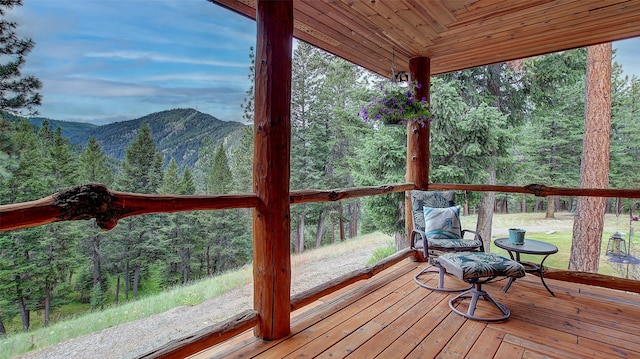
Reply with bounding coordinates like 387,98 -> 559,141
546,195 -> 555,218
18,297 -> 29,332
44,284 -> 51,327
0,315 -> 6,337
476,167 -> 496,252
124,261 -> 129,301
115,276 -> 120,305
92,236 -> 101,286
315,208 -> 325,248
297,212 -> 305,253
521,196 -> 527,213
339,204 -> 345,241
352,202 -> 359,238
331,222 -> 335,243
183,248 -> 191,284
133,264 -> 141,300
206,246 -> 211,276
569,43 -> 612,272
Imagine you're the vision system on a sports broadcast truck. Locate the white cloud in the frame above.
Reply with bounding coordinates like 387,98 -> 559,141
84,51 -> 249,68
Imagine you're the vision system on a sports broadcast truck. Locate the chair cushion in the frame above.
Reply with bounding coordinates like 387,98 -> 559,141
410,190 -> 455,232
424,205 -> 462,239
438,252 -> 526,281
428,237 -> 483,250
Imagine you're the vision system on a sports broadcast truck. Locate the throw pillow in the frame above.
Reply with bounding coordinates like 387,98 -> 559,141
423,205 -> 462,239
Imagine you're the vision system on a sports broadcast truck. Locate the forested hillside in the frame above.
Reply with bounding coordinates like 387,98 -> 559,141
66,108 -> 246,168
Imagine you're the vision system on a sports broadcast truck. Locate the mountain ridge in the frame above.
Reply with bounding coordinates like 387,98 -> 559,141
25,108 -> 247,168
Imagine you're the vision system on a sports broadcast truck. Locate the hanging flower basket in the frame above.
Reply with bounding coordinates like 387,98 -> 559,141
358,82 -> 432,127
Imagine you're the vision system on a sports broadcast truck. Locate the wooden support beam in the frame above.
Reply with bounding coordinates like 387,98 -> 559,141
252,0 -> 293,340
405,56 -> 431,249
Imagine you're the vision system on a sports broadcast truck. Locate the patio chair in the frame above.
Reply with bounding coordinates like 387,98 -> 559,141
410,190 -> 484,291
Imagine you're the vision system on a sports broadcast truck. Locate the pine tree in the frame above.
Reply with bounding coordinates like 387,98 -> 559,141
0,0 -> 42,115
570,43 -> 612,273
112,123 -> 164,300
78,136 -> 113,309
79,136 -> 113,186
204,145 -> 250,274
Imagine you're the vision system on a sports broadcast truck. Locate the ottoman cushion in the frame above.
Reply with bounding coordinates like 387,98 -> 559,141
438,252 -> 525,281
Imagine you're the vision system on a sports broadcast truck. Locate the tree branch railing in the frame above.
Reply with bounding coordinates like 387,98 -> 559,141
4,182 -> 640,232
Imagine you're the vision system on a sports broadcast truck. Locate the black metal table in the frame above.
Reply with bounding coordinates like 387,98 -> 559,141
494,238 -> 558,296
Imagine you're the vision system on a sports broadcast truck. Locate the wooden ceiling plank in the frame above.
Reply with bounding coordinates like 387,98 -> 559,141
433,18 -> 640,74
455,0 -> 557,24
399,0 -> 448,35
444,0 -> 603,36
430,0 -> 636,54
210,0 -> 640,79
344,0 -> 428,55
443,0 -> 474,16
297,1 -> 394,59
415,0 -> 463,24
370,0 -> 436,45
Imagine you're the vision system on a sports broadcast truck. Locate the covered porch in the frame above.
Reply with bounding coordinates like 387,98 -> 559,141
3,0 -> 640,358
193,259 -> 640,358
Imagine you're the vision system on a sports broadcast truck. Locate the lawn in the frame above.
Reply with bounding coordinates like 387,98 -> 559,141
461,211 -> 639,278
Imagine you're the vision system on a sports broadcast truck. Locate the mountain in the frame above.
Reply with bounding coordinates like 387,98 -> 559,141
63,108 -> 247,168
29,117 -> 99,139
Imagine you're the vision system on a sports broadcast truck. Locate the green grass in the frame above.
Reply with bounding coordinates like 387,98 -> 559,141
366,241 -> 396,265
463,211 -> 637,276
0,267 -> 253,358
0,232 -> 391,359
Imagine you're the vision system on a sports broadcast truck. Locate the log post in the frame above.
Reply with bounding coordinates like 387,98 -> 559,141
405,57 -> 431,249
252,0 -> 293,340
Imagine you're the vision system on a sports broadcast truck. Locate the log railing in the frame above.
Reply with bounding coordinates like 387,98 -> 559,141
4,182 -> 640,233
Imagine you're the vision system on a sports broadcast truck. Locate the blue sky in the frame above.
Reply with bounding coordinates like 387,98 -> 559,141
11,1 -> 640,126
12,0 -> 256,125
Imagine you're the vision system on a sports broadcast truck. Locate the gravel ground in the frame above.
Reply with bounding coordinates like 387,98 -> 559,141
16,236 -> 389,359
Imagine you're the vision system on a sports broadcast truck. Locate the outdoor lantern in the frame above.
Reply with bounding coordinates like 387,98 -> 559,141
606,232 -> 628,256
393,71 -> 409,82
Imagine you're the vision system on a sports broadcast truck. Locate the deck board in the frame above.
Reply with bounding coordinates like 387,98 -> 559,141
192,259 -> 640,359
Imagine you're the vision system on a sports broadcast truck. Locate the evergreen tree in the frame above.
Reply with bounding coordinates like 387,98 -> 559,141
77,136 -> 113,310
520,49 -> 586,214
354,126 -> 406,248
290,42 -> 325,253
240,46 -> 255,124
38,124 -> 80,326
0,120 -> 51,331
203,145 -> 250,274
0,0 -> 42,115
79,136 -> 113,186
111,123 -> 164,300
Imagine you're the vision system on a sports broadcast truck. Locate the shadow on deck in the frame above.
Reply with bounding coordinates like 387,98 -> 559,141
191,259 -> 640,358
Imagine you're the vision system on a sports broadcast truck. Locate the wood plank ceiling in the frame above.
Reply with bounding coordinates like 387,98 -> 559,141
210,0 -> 640,78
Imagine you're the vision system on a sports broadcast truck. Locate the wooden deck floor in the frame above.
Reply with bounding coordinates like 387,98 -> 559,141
191,259 -> 640,358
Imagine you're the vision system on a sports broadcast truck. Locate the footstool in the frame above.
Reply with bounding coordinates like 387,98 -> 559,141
438,252 -> 525,322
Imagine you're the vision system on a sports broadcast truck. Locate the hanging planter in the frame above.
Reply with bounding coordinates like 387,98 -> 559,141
358,82 -> 432,127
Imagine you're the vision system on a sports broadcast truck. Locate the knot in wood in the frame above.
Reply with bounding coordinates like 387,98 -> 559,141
524,183 -> 548,197
53,183 -> 121,230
